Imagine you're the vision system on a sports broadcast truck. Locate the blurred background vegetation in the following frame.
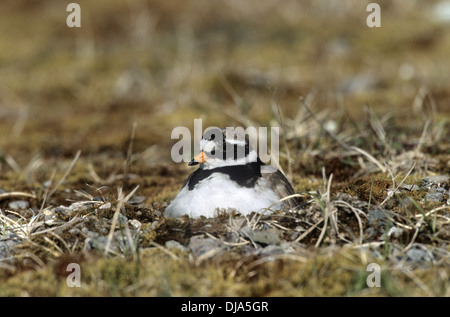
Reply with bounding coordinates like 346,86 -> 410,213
0,0 -> 448,164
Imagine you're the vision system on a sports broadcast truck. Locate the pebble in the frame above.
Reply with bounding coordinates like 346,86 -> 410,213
433,1 -> 450,23
99,202 -> 112,210
405,246 -> 433,264
0,233 -> 21,259
257,245 -> 284,257
8,200 -> 30,210
189,236 -> 224,258
68,202 -> 93,213
424,192 -> 444,202
150,221 -> 159,230
84,232 -> 129,253
43,180 -> 52,188
68,228 -> 81,235
399,198 -> 414,208
127,196 -> 145,205
165,240 -> 188,253
240,226 -> 281,246
54,205 -> 71,215
43,209 -> 55,222
129,219 -> 142,229
367,209 -> 392,227
85,235 -> 109,252
401,184 -> 420,191
422,175 -> 449,188
224,231 -> 240,244
387,226 -> 404,238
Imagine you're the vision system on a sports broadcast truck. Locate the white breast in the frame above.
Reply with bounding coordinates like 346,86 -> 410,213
164,173 -> 282,218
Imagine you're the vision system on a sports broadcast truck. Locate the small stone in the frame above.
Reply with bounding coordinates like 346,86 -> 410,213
43,180 -> 52,188
422,175 -> 449,188
367,209 -> 392,227
436,187 -> 446,193
279,241 -> 295,253
399,198 -> 414,208
68,228 -> 81,235
401,184 -> 420,191
387,226 -> 404,238
225,231 -> 240,243
240,244 -> 256,255
0,233 -> 21,259
54,205 -> 71,215
364,227 -> 378,240
99,202 -> 112,210
68,202 -> 92,212
189,236 -> 224,258
165,240 -> 188,253
85,235 -> 109,251
8,200 -> 30,210
240,226 -> 281,246
117,213 -> 128,224
129,219 -> 141,229
127,196 -> 145,205
43,209 -> 55,222
289,231 -> 300,241
85,233 -> 126,253
406,247 -> 433,264
425,192 -> 444,202
257,245 -> 284,257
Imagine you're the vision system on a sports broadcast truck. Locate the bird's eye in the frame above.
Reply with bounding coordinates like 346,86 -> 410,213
211,149 -> 216,155
210,135 -> 215,140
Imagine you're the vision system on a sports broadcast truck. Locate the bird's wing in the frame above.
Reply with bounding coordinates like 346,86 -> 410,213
261,169 -> 301,209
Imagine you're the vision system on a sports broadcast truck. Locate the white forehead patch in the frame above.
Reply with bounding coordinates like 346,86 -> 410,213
200,139 -> 216,152
224,138 -> 246,146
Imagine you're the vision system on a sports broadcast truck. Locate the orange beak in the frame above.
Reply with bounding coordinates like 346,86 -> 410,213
188,151 -> 208,166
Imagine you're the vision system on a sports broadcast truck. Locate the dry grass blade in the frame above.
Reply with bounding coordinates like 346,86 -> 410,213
0,192 -> 36,201
294,218 -> 323,242
39,169 -> 56,213
315,205 -> 330,248
314,173 -> 333,248
104,185 -> 140,256
334,200 -> 364,245
43,236 -> 63,255
349,146 -> 387,173
249,193 -> 305,230
404,217 -> 426,252
48,231 -> 72,254
48,150 -> 81,198
413,205 -> 450,219
104,191 -> 125,256
271,92 -> 293,180
124,122 -> 137,187
380,161 -> 416,206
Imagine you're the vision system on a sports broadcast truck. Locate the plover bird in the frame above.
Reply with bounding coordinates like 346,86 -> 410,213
165,128 -> 300,218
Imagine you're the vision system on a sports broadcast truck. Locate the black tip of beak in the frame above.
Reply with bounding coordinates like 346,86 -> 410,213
188,159 -> 198,166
